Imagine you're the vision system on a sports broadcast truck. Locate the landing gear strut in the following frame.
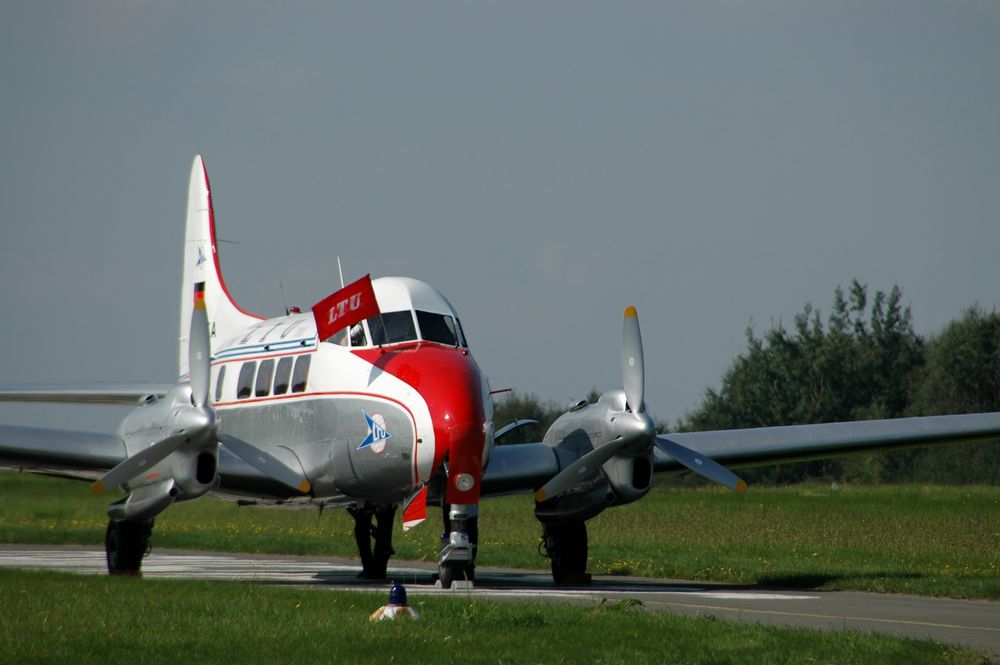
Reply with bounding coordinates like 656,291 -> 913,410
105,518 -> 154,576
349,504 -> 396,579
438,502 -> 477,588
540,521 -> 590,585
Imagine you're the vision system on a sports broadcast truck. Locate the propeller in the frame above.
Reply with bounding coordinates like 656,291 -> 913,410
535,306 -> 747,502
621,305 -> 644,413
189,283 -> 210,407
220,435 -> 311,493
93,429 -> 202,494
535,437 -> 629,501
655,435 -> 746,492
94,282 -> 311,495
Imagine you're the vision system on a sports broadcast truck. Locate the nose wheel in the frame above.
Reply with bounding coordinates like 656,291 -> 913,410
438,503 -> 477,588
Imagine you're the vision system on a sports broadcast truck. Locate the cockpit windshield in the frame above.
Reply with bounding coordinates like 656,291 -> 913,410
325,309 -> 467,348
368,311 -> 418,345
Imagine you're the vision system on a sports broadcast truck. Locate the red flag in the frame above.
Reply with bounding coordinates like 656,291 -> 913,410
312,274 -> 380,342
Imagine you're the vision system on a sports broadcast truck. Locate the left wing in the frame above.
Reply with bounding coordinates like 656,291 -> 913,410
655,413 -> 1000,474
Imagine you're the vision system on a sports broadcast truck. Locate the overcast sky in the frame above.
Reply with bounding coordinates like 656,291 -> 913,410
1,2 -> 998,433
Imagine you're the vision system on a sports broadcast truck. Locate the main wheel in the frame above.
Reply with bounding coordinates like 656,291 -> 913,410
541,521 -> 588,584
105,519 -> 153,576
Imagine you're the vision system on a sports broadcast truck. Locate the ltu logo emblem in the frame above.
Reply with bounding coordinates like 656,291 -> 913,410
359,411 -> 391,454
327,294 -> 363,325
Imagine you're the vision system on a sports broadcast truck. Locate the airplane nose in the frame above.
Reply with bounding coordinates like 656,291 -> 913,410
422,351 -> 487,504
352,342 -> 487,502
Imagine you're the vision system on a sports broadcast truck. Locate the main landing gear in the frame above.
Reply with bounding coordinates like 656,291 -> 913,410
105,518 -> 154,576
540,521 -> 590,585
438,502 -> 477,588
349,504 -> 397,580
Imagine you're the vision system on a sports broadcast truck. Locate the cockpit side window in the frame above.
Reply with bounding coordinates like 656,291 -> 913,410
455,319 -> 468,348
416,310 -> 460,346
367,311 -> 417,345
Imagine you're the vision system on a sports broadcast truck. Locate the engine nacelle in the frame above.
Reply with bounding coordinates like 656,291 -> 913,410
602,449 -> 654,505
169,448 -> 220,498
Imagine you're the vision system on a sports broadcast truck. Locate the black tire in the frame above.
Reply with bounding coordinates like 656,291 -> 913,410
542,521 -> 588,584
438,562 -> 470,589
105,519 -> 152,576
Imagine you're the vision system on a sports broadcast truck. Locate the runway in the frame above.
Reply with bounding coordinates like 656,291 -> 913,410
1,544 -> 997,659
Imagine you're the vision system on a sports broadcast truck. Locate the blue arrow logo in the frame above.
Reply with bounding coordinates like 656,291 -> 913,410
359,411 -> 392,450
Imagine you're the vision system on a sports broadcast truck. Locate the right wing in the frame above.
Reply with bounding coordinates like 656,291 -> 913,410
0,425 -> 125,480
0,384 -> 171,406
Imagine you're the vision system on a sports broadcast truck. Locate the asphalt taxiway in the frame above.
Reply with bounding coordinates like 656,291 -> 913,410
0,544 -> 997,659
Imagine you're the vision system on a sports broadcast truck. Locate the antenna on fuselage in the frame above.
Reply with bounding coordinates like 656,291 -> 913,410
279,279 -> 290,316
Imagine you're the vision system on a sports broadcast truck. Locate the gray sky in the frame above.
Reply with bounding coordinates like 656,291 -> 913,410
1,1 -> 998,433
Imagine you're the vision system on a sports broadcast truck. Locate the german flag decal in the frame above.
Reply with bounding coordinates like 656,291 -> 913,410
194,281 -> 206,310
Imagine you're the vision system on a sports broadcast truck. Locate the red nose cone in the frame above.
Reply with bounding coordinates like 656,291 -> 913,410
354,343 -> 486,504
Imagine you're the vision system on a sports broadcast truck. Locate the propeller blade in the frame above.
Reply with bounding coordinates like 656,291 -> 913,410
535,437 -> 630,502
221,435 -> 312,494
621,305 -> 645,413
189,282 -> 211,407
655,436 -> 747,492
93,431 -> 190,493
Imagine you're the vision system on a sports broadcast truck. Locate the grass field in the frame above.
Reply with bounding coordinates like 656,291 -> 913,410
0,568 -> 991,665
1,471 -> 998,599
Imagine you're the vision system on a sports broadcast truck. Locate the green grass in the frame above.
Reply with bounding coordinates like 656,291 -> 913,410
0,568 -> 990,665
1,471 -> 998,598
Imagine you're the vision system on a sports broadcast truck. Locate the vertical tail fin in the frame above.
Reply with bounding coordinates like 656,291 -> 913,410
179,156 -> 263,379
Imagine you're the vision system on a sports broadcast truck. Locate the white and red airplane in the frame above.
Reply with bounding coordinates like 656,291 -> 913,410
2,156 -> 999,587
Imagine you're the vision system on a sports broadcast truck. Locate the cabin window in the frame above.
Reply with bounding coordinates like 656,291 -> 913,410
367,311 -> 417,345
416,311 -> 460,346
214,365 -> 226,403
291,355 -> 311,393
273,356 -> 293,394
237,362 -> 256,399
255,359 -> 275,397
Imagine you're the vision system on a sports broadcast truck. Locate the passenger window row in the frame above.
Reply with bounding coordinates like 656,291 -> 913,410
215,354 -> 312,401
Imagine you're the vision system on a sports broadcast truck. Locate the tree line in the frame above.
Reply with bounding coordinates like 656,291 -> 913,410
494,280 -> 1000,484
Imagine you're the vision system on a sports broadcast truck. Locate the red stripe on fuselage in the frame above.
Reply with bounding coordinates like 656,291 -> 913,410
353,342 -> 486,504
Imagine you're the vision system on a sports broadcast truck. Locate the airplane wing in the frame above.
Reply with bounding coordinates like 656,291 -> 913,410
0,384 -> 171,406
653,412 -> 1000,474
481,411 -> 1000,498
0,424 -> 125,480
0,424 -> 309,500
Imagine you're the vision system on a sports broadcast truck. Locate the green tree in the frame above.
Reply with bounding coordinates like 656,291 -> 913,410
892,306 -> 1000,483
679,280 -> 924,483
